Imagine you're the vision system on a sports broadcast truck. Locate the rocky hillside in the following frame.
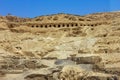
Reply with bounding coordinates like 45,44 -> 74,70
0,12 -> 120,80
1,12 -> 120,22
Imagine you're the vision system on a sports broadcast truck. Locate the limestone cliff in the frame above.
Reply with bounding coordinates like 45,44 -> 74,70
0,12 -> 120,80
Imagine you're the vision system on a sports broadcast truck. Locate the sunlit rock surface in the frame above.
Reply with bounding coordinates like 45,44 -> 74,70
0,12 -> 120,80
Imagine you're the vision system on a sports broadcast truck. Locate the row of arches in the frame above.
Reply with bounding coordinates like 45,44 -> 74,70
29,22 -> 105,28
8,21 -> 108,29
30,23 -> 78,28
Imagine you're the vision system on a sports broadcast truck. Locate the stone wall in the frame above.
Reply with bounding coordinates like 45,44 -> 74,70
26,21 -> 109,29
7,21 -> 110,29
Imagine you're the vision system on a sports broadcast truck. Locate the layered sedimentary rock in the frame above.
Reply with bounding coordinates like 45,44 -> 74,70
0,12 -> 120,80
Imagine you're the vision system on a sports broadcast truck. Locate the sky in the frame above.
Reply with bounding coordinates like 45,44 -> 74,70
0,0 -> 120,18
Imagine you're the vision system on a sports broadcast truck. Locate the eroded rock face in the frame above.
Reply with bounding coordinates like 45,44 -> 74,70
0,12 -> 120,80
58,65 -> 86,80
68,56 -> 102,64
24,74 -> 55,80
58,65 -> 119,80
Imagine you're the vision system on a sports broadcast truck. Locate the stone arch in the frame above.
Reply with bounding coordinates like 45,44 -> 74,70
75,23 -> 78,26
87,24 -> 91,26
53,24 -> 56,27
45,25 -> 48,28
31,25 -> 34,28
36,25 -> 39,28
49,25 -> 52,27
83,24 -> 86,26
80,24 -> 83,26
91,24 -> 94,27
58,24 -> 61,28
104,49 -> 108,53
71,24 -> 74,27
40,25 -> 43,28
94,24 -> 97,26
62,24 -> 65,27
67,24 -> 69,27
